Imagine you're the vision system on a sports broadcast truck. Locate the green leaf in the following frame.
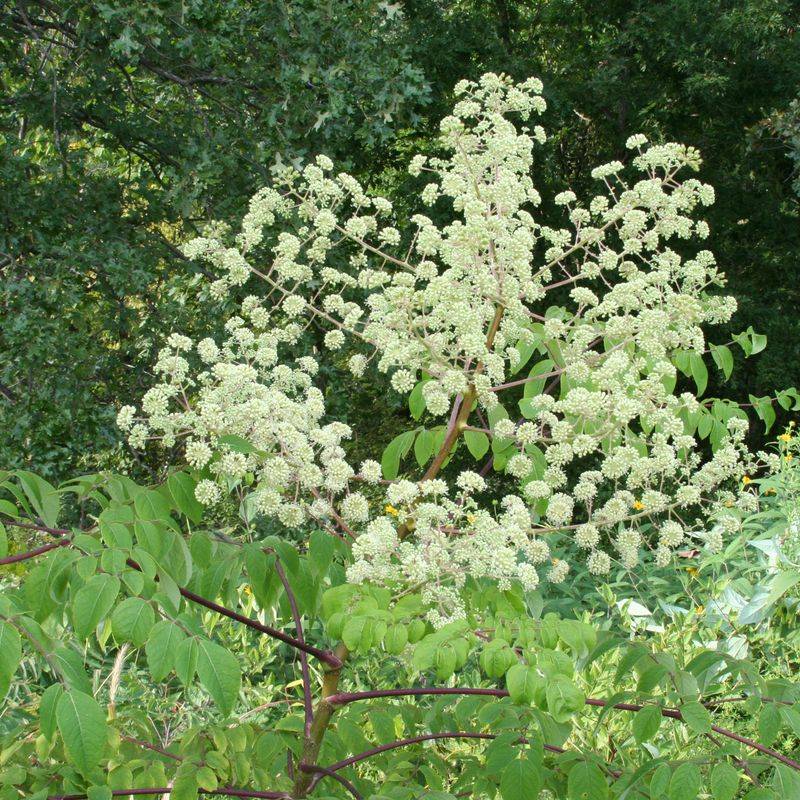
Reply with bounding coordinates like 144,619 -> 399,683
217,434 -> 257,454
409,380 -> 428,420
343,616 -> 369,652
523,359 -> 554,398
511,332 -> 541,375
742,790 -> 776,800
772,764 -> 800,797
650,763 -> 671,796
52,646 -> 92,694
175,637 -> 198,686
309,529 -> 335,578
0,621 -> 22,700
506,664 -> 540,705
39,683 -> 64,740
668,762 -> 700,800
751,330 -> 767,354
111,597 -> 155,647
710,763 -> 739,800
196,640 -> 241,716
87,787 -> 112,800
710,344 -> 734,381
749,395 -> 776,434
168,473 -> 204,524
196,765 -> 218,791
381,430 -> 416,480
758,703 -> 781,746
689,352 -> 708,397
56,690 -> 108,776
500,756 -> 542,800
567,761 -> 608,800
171,763 -> 199,800
15,471 -> 61,527
765,571 -> 800,608
464,429 -> 490,460
146,621 -> 186,681
414,428 -> 435,466
383,623 -> 409,655
545,675 -> 585,723
435,642 -> 457,680
72,575 -> 121,640
133,489 -> 174,523
680,700 -> 711,734
632,704 -> 662,743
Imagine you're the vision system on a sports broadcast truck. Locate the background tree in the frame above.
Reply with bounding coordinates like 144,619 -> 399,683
0,0 -> 429,477
1,0 -> 799,479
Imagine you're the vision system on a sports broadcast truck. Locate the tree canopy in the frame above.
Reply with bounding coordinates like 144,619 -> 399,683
1,1 -> 799,477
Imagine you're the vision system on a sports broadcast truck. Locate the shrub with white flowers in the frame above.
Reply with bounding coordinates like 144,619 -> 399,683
122,73 -> 756,625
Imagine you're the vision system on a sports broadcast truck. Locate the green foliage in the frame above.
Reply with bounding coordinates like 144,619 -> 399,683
1,456 -> 800,798
2,3 -> 800,798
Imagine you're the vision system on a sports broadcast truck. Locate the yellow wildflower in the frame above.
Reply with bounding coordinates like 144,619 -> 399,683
779,433 -> 793,443
633,500 -> 644,511
742,475 -> 751,484
385,504 -> 399,517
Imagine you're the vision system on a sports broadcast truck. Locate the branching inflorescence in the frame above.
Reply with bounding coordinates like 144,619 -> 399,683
120,73 -> 753,625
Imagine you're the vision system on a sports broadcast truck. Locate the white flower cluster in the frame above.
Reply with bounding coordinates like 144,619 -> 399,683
123,74 -> 756,624
118,300 -> 361,528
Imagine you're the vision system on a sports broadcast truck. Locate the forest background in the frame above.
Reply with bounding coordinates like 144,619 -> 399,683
2,0 -> 799,480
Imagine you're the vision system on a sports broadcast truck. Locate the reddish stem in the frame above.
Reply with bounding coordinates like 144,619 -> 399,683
584,698 -> 800,771
0,539 -> 70,565
1,518 -> 71,537
48,790 -> 289,800
323,731 -> 566,774
300,763 -> 363,799
121,735 -> 182,761
174,583 -> 342,669
2,517 -> 342,669
328,688 -> 800,771
327,688 -> 506,705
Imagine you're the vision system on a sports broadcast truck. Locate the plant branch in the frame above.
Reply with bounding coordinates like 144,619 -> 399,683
0,539 -> 70,565
293,642 -> 349,798
47,790 -> 290,799
327,688 -> 800,770
121,735 -> 182,761
0,516 -> 343,668
174,583 -> 342,669
300,764 -> 363,800
323,731 -> 567,774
